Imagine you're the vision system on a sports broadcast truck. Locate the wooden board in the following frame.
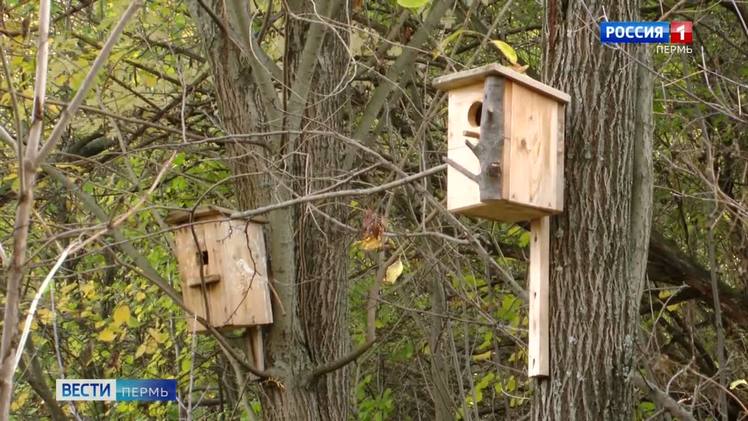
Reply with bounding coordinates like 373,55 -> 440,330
433,63 -> 571,104
505,82 -> 559,211
528,217 -> 550,377
556,105 -> 566,210
446,83 -> 484,212
453,199 -> 557,223
174,219 -> 273,332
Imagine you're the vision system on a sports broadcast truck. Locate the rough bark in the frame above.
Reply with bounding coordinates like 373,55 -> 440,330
532,0 -> 652,419
186,1 -> 352,419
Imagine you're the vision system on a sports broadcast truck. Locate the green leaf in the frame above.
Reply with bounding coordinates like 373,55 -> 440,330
397,0 -> 429,9
492,40 -> 518,65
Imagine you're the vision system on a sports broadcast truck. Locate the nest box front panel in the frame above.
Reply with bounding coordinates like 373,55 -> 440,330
214,220 -> 273,328
446,82 -> 492,213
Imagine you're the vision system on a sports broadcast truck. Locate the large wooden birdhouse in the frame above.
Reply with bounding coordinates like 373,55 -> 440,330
435,65 -> 571,379
166,206 -> 273,333
433,64 -> 570,222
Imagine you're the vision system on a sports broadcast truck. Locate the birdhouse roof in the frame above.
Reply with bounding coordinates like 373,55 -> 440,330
165,205 -> 267,225
432,63 -> 570,103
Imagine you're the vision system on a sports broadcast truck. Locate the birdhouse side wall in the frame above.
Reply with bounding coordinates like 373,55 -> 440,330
503,82 -> 562,212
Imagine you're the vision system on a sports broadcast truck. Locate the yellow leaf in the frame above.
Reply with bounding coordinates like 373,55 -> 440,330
37,308 -> 53,324
359,236 -> 383,251
98,328 -> 116,342
384,258 -> 403,285
472,351 -> 493,362
112,305 -> 130,327
730,379 -> 747,389
142,73 -> 157,88
491,40 -> 518,65
81,282 -> 96,299
135,343 -> 147,358
148,328 -> 167,344
11,390 -> 29,411
135,291 -> 146,301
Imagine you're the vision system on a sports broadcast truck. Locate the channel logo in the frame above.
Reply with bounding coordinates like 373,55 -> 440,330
56,379 -> 177,401
600,21 -> 693,44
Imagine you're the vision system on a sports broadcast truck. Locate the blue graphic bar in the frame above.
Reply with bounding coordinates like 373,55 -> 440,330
116,379 -> 177,402
56,379 -> 177,401
600,21 -> 669,44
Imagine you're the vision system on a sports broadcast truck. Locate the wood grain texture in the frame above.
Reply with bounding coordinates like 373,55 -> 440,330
172,214 -> 273,332
505,83 -> 559,211
446,83 -> 484,211
528,217 -> 550,377
443,74 -> 566,222
433,63 -> 571,103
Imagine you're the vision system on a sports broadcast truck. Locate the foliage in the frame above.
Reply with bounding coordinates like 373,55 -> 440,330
0,0 -> 745,419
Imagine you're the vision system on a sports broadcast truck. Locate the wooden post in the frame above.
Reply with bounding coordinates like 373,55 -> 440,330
528,216 -> 550,377
247,326 -> 264,372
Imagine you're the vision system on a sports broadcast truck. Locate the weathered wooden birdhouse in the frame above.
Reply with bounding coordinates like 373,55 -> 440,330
433,64 -> 570,222
166,206 -> 273,333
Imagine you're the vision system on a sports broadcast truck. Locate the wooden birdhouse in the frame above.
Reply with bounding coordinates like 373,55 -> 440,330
433,64 -> 570,222
434,65 -> 571,379
166,206 -> 273,333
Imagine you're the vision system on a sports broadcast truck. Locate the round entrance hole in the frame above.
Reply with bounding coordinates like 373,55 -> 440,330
467,101 -> 483,127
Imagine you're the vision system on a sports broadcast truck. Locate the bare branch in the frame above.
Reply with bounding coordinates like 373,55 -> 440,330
33,0 -> 144,167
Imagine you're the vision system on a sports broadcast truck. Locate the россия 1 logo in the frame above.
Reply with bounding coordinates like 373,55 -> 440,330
600,21 -> 693,50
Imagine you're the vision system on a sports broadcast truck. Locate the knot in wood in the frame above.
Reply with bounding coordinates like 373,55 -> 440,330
487,161 -> 501,177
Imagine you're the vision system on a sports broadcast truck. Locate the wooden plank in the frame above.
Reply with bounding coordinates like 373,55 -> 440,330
446,83 -> 484,212
506,83 -> 558,211
174,223 -> 212,332
528,217 -> 550,377
433,63 -> 570,104
247,326 -> 265,371
556,105 -> 565,210
501,80 -> 513,201
221,220 -> 273,327
203,220 -> 225,328
452,199 -> 560,223
166,205 -> 269,226
186,273 -> 220,288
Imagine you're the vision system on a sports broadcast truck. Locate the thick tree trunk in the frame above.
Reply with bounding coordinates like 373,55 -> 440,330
532,0 -> 653,419
186,1 -> 351,419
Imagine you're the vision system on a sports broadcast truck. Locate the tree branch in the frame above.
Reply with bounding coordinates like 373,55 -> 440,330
631,371 -> 697,421
34,0 -> 144,167
230,164 -> 447,220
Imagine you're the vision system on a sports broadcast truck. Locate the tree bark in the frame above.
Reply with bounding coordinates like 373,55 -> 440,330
186,1 -> 352,419
532,0 -> 653,419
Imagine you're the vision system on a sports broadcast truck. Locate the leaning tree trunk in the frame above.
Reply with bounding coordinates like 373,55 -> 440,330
532,0 -> 653,419
186,1 -> 352,419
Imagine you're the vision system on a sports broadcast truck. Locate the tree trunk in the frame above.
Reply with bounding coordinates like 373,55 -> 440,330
532,0 -> 653,419
186,1 -> 351,419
